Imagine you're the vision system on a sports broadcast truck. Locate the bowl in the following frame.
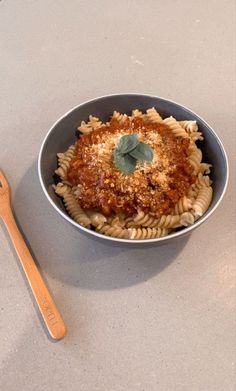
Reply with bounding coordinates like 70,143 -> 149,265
38,94 -> 229,244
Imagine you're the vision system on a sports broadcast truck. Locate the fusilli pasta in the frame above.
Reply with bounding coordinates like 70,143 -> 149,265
179,120 -> 198,133
192,186 -> 213,217
132,109 -> 143,118
63,192 -> 91,227
132,210 -> 181,229
55,145 -> 76,179
112,111 -> 128,124
146,107 -> 163,123
163,116 -> 189,138
96,223 -> 128,239
174,196 -> 193,215
78,115 -> 102,134
195,173 -> 212,189
179,211 -> 195,227
127,227 -> 169,240
54,182 -> 72,196
178,120 -> 203,141
188,144 -> 203,174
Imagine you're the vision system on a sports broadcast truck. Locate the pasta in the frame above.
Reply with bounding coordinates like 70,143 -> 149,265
192,186 -> 213,217
146,107 -> 163,123
163,116 -> 189,138
96,223 -> 128,239
174,196 -> 193,215
63,193 -> 91,227
54,183 -> 91,227
198,163 -> 212,174
179,120 -> 198,133
132,209 -> 181,229
53,182 -> 72,196
132,209 -> 159,227
195,173 -> 212,189
107,215 -> 126,228
55,145 -> 76,179
78,115 -> 102,134
154,214 -> 181,229
86,209 -> 107,227
179,212 -> 195,227
179,120 -> 203,141
112,111 -> 128,124
54,108 -> 213,240
131,109 -> 143,118
127,227 -> 169,240
188,143 -> 203,174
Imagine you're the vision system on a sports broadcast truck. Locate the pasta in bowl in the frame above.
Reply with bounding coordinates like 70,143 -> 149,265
38,94 -> 228,243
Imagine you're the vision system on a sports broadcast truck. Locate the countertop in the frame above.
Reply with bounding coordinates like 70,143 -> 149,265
0,1 -> 235,390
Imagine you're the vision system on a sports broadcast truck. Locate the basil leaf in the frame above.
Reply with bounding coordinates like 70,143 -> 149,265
114,152 -> 137,175
116,134 -> 139,154
114,134 -> 153,176
129,142 -> 153,161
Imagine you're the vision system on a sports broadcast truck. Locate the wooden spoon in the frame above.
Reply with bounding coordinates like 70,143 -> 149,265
0,169 -> 66,340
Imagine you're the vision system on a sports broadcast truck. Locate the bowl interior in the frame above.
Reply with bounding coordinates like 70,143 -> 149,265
39,94 -> 228,242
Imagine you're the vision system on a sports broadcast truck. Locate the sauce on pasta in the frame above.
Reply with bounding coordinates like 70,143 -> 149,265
67,117 -> 196,217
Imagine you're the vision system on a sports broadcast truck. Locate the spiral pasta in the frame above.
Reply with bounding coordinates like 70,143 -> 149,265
188,144 -> 203,174
190,132 -> 204,142
179,120 -> 198,133
154,214 -> 181,229
55,145 -> 76,179
72,184 -> 82,200
54,182 -> 72,196
112,111 -> 128,124
131,109 -> 143,118
163,116 -> 189,138
132,209 -> 159,227
96,223 -> 128,238
127,227 -> 169,240
107,215 -> 126,228
187,184 -> 198,200
85,210 -> 107,227
187,173 -> 212,200
63,193 -> 91,227
124,216 -> 140,228
146,107 -> 163,123
192,186 -> 213,217
198,163 -> 212,174
78,115 -> 102,134
178,121 -> 203,141
174,196 -> 193,215
179,212 -> 195,227
54,107 -> 213,240
195,173 -> 212,189
132,210 -> 181,229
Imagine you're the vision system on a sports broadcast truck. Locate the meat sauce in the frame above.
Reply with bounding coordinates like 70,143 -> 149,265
67,117 -> 195,217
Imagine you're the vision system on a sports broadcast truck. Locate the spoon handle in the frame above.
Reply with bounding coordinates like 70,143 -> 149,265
1,206 -> 67,340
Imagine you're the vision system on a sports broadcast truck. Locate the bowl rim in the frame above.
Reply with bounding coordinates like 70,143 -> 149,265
38,93 -> 229,244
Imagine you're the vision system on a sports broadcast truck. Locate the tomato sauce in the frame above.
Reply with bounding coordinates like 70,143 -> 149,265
67,117 -> 195,217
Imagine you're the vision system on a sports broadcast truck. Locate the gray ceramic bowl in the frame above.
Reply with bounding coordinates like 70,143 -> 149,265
38,94 -> 228,244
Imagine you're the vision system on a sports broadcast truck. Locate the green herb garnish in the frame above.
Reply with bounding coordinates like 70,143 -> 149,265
114,134 -> 153,175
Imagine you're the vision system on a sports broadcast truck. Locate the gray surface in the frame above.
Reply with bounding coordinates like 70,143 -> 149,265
0,1 -> 235,390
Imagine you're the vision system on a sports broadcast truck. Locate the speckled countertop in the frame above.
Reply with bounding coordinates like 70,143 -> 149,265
0,1 -> 235,390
